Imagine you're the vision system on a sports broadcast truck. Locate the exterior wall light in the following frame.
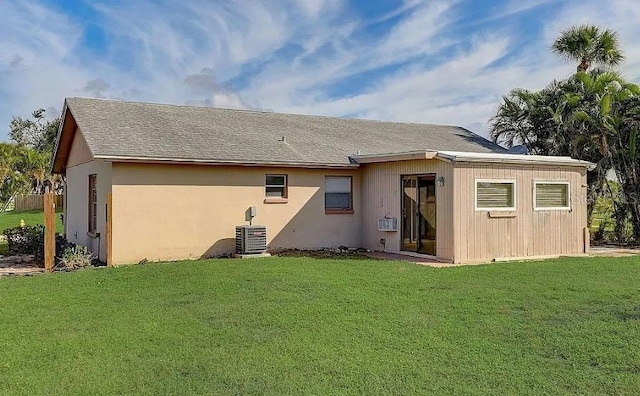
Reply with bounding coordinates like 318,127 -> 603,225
437,176 -> 445,187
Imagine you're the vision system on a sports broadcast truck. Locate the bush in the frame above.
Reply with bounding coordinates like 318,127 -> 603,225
57,245 -> 94,270
3,225 -> 44,258
3,226 -> 78,265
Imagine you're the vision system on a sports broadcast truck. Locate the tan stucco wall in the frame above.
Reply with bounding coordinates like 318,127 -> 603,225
110,163 -> 361,265
452,163 -> 588,263
64,159 -> 112,262
360,159 -> 455,262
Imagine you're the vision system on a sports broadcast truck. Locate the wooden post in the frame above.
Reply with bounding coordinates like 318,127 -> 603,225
106,192 -> 113,266
44,192 -> 55,272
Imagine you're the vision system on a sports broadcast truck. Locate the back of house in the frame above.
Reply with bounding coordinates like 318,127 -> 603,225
52,98 -> 592,265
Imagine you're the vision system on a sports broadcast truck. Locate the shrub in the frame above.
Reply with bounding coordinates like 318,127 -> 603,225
3,225 -> 44,258
55,234 -> 76,260
57,245 -> 94,270
3,226 -> 78,265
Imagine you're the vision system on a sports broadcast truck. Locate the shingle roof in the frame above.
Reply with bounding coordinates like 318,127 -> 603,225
62,97 -> 505,167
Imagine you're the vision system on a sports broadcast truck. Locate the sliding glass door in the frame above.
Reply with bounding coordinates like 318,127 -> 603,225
401,175 -> 436,255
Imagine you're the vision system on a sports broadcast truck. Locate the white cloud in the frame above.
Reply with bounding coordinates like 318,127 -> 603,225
2,0 -> 640,142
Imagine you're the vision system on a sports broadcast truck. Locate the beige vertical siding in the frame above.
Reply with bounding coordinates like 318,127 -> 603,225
453,163 -> 587,263
110,163 -> 362,265
66,128 -> 93,168
361,159 -> 455,262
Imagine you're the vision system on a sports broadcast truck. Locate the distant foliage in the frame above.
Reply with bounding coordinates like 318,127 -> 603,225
9,108 -> 60,153
1,108 -> 62,211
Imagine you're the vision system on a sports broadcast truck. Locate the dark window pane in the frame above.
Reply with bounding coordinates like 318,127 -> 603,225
266,175 -> 286,186
325,193 -> 351,210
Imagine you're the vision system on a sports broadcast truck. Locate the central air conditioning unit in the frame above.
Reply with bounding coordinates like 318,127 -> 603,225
235,225 -> 267,254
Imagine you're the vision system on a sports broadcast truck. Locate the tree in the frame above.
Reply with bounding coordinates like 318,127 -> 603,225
491,81 -> 576,156
560,70 -> 639,231
607,96 -> 640,240
551,25 -> 625,72
0,143 -> 30,210
9,108 -> 61,153
1,108 -> 62,212
493,25 -> 640,242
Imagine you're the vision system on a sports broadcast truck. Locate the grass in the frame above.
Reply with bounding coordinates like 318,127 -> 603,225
0,209 -> 63,255
1,256 -> 639,394
0,208 -> 63,233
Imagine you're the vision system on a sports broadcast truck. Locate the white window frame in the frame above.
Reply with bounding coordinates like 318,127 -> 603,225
533,180 -> 571,211
475,179 -> 517,211
265,174 -> 288,198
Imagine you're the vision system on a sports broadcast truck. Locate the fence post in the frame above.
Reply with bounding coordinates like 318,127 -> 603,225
44,193 -> 55,272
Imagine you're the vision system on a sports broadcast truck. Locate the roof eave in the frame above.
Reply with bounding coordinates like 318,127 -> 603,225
50,100 -> 91,174
352,150 -> 595,169
437,151 -> 596,169
94,155 -> 360,169
50,100 -> 69,174
351,150 -> 439,164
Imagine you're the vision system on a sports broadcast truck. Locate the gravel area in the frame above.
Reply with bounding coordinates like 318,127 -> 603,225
0,255 -> 43,277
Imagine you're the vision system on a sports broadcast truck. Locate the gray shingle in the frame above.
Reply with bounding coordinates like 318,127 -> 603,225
66,97 -> 505,166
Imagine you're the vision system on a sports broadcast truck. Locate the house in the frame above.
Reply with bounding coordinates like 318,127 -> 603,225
51,98 -> 594,265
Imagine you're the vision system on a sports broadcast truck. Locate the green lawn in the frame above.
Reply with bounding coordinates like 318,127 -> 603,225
0,209 -> 63,255
1,256 -> 639,395
0,209 -> 63,233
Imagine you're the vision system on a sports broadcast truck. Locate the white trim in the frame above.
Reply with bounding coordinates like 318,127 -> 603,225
351,151 -> 438,163
533,180 -> 571,211
351,150 -> 595,169
438,151 -> 596,169
475,178 -> 517,211
265,174 -> 287,198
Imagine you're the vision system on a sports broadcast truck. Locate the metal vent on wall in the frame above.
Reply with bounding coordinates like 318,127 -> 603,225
235,225 -> 267,254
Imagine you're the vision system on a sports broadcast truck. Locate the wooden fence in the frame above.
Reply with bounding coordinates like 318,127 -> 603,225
14,194 -> 63,211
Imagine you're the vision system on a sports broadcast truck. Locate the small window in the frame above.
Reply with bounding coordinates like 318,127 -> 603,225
534,181 -> 570,210
475,179 -> 516,211
88,174 -> 97,233
325,176 -> 353,213
265,175 -> 287,198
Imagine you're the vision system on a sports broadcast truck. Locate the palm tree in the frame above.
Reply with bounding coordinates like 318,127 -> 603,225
491,81 -> 573,155
569,71 -> 638,158
564,70 -> 640,237
552,25 -> 624,72
20,149 -> 49,194
491,88 -> 539,149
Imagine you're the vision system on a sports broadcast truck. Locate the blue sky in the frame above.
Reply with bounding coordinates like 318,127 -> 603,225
2,0 -> 640,141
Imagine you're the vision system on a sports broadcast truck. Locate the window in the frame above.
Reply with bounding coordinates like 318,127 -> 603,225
325,176 -> 353,213
265,174 -> 287,198
475,179 -> 516,211
534,181 -> 570,210
88,174 -> 97,233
